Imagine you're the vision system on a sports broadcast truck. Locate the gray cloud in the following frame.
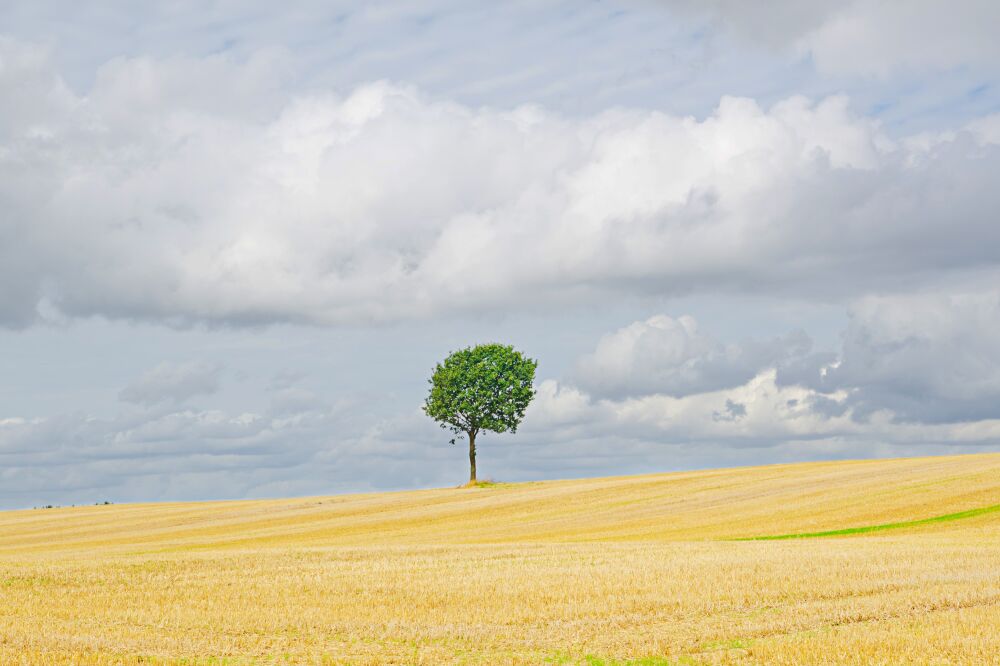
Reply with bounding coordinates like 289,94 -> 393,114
575,291 -> 1000,429
119,361 -> 222,406
574,314 -> 812,399
0,395 -> 454,509
712,398 -> 746,422
780,290 -> 1000,424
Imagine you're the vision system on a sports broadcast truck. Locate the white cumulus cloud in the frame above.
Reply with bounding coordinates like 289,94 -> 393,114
3,41 -> 1000,329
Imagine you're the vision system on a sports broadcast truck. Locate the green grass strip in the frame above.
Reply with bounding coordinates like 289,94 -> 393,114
736,502 -> 1000,541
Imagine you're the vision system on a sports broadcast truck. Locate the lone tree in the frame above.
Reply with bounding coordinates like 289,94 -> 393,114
423,343 -> 537,484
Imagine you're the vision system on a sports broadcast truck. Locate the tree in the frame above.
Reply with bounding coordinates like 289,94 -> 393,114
423,343 -> 537,484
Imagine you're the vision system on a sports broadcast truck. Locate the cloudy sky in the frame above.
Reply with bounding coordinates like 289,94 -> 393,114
2,1 -> 999,509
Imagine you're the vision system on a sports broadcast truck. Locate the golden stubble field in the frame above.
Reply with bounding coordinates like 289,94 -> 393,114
2,453 -> 1000,664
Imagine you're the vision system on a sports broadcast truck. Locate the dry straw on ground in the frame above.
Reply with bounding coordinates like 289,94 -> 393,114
2,453 -> 999,664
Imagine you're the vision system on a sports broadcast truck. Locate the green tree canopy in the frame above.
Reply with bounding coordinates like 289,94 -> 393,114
423,343 -> 537,484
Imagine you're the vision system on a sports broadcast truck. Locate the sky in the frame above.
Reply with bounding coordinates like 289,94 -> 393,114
1,1 -> 1000,509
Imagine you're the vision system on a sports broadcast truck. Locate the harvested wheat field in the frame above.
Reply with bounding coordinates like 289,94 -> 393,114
2,453 -> 1000,665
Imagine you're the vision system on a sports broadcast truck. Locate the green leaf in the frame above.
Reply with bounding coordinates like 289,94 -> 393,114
423,343 -> 537,439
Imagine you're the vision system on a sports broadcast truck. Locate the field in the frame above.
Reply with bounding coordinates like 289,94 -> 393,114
2,453 -> 1000,664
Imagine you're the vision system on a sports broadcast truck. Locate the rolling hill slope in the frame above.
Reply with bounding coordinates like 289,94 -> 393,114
2,453 -> 999,665
3,452 -> 1000,554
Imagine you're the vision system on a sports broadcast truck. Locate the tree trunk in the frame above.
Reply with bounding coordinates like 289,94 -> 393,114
468,430 -> 477,484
